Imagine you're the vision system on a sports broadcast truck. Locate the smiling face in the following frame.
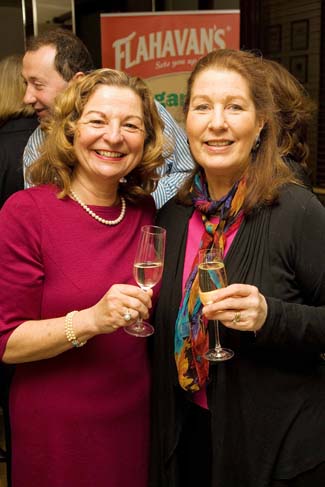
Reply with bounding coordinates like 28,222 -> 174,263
73,84 -> 145,191
22,45 -> 68,120
186,68 -> 264,198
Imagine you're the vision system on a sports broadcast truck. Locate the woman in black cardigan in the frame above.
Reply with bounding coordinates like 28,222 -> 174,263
0,54 -> 38,207
150,49 -> 325,487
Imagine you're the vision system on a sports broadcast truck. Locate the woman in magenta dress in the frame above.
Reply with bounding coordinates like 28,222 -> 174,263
0,69 -> 164,487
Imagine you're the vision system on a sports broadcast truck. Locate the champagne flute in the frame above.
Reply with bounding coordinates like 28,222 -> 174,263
124,225 -> 166,337
198,248 -> 234,361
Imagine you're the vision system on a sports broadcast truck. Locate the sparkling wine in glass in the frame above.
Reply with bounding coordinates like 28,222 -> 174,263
198,248 -> 234,361
124,225 -> 166,337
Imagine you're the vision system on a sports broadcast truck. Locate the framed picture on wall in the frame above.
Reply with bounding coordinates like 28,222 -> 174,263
290,55 -> 308,83
291,19 -> 309,50
266,25 -> 282,53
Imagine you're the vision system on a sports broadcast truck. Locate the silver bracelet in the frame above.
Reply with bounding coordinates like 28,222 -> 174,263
65,311 -> 87,348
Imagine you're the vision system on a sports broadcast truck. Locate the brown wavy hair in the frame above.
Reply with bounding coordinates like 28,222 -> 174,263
0,55 -> 35,126
26,68 -> 165,202
179,49 -> 297,213
265,59 -> 316,169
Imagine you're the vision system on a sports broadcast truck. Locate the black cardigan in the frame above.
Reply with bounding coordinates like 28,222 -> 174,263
150,184 -> 325,487
0,116 -> 38,208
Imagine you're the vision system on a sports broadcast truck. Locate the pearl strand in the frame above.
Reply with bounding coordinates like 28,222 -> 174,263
70,190 -> 126,226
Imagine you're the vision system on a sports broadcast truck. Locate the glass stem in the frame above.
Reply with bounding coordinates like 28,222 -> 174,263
136,286 -> 148,327
213,320 -> 222,351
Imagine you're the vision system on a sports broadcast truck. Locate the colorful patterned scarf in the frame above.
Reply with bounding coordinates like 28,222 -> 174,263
174,170 -> 246,392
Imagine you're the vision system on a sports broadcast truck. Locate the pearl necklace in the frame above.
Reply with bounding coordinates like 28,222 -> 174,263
70,190 -> 126,226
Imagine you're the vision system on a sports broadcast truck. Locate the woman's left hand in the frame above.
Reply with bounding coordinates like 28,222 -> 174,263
202,283 -> 268,333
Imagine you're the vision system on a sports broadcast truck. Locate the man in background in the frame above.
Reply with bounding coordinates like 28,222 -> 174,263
22,29 -> 194,208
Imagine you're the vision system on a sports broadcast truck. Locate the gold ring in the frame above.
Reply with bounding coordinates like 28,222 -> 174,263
232,311 -> 241,324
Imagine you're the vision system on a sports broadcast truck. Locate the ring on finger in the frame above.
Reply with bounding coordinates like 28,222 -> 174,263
232,311 -> 241,324
123,309 -> 132,322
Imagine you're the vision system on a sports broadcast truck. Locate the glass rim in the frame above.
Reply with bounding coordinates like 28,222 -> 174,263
141,225 -> 166,235
198,248 -> 222,255
198,248 -> 223,261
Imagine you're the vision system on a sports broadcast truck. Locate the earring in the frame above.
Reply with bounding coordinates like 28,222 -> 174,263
119,177 -> 127,183
252,134 -> 261,152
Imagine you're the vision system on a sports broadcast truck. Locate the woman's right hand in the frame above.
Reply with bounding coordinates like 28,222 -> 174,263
85,284 -> 153,335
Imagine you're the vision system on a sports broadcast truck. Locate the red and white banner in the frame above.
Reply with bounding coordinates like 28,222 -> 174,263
101,10 -> 240,123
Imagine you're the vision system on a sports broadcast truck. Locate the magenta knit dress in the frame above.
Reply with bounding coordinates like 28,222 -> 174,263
0,184 -> 156,487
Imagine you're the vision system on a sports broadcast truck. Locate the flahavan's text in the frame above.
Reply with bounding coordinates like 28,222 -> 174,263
112,27 -> 227,69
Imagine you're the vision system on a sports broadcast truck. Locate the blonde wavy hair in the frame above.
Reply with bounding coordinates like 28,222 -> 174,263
0,55 -> 34,126
27,68 -> 165,202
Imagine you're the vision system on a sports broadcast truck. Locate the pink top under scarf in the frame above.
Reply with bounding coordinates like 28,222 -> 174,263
182,208 -> 239,408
